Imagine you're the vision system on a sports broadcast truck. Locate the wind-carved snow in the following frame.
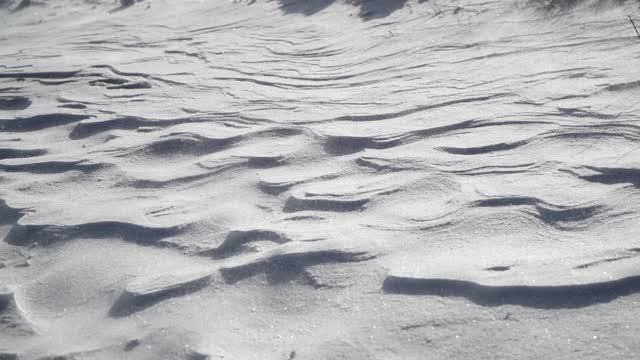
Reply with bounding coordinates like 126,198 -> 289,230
1,0 -> 640,358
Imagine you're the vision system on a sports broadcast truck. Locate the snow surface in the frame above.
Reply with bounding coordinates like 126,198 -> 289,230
2,0 -> 640,358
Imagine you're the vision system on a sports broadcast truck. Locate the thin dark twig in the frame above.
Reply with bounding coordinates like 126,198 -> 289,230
629,16 -> 640,40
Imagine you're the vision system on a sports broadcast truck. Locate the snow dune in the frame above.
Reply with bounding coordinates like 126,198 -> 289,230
1,0 -> 640,358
